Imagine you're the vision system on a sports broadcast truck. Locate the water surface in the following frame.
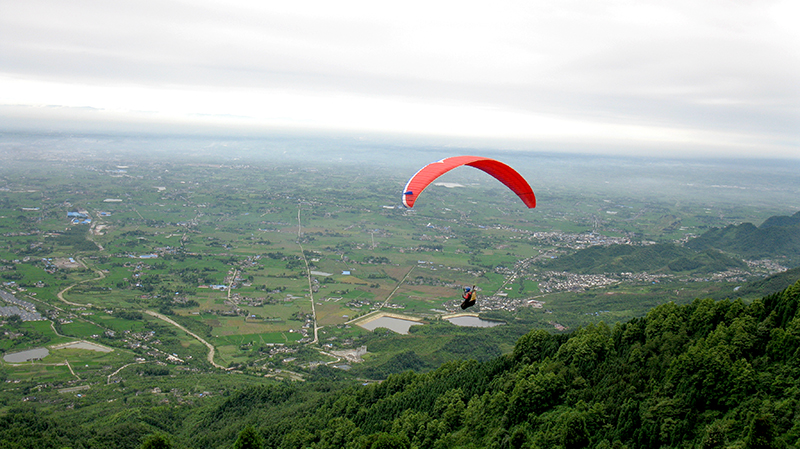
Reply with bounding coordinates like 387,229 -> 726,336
4,347 -> 49,363
446,316 -> 504,328
359,316 -> 423,334
59,341 -> 113,352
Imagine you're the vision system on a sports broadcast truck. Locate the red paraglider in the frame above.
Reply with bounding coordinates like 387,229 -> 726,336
402,156 -> 536,209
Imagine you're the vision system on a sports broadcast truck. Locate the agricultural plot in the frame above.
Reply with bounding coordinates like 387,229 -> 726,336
58,320 -> 106,338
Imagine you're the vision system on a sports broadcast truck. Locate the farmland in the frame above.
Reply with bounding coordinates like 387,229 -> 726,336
1,134 -> 799,389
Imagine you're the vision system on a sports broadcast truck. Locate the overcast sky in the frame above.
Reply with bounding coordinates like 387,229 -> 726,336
1,0 -> 798,158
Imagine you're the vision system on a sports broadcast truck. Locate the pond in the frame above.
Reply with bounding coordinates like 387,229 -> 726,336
58,341 -> 113,352
359,316 -> 424,334
4,347 -> 49,363
446,316 -> 505,328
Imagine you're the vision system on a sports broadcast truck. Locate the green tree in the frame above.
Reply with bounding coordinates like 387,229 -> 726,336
233,425 -> 263,449
561,411 -> 590,449
140,433 -> 172,449
282,428 -> 315,449
744,415 -> 784,449
700,421 -> 726,449
433,388 -> 465,431
317,418 -> 360,449
391,409 -> 431,448
513,329 -> 550,363
556,322 -> 613,375
369,432 -> 409,449
508,369 -> 565,424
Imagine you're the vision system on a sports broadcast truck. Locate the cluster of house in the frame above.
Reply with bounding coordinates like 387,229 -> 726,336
0,289 -> 44,321
67,211 -> 91,225
66,210 -> 111,224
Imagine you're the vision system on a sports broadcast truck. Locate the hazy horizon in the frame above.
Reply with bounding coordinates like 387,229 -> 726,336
3,132 -> 799,220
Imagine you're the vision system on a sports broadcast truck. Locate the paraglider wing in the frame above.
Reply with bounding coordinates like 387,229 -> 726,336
402,156 -> 536,208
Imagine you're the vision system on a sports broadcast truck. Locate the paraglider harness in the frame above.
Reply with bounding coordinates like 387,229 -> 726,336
460,285 -> 477,310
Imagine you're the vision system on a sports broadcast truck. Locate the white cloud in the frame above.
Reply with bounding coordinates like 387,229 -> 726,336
1,0 -> 797,157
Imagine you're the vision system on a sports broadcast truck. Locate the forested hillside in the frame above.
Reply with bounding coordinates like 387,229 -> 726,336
4,280 -> 800,448
687,211 -> 800,266
542,242 -> 746,275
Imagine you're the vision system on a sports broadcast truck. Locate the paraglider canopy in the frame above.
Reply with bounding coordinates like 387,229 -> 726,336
402,156 -> 536,208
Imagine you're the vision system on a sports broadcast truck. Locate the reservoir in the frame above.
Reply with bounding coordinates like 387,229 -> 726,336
56,341 -> 113,352
4,347 -> 49,363
446,316 -> 504,328
359,316 -> 423,334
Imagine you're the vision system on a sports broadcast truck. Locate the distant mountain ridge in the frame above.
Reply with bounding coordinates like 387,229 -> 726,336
542,242 -> 746,275
687,211 -> 800,265
761,211 -> 800,229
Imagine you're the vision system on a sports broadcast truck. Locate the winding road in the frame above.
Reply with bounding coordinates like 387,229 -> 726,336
47,254 -> 229,372
55,257 -> 106,306
143,310 -> 229,370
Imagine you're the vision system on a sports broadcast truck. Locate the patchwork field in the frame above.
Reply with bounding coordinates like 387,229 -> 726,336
2,144 -> 799,388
